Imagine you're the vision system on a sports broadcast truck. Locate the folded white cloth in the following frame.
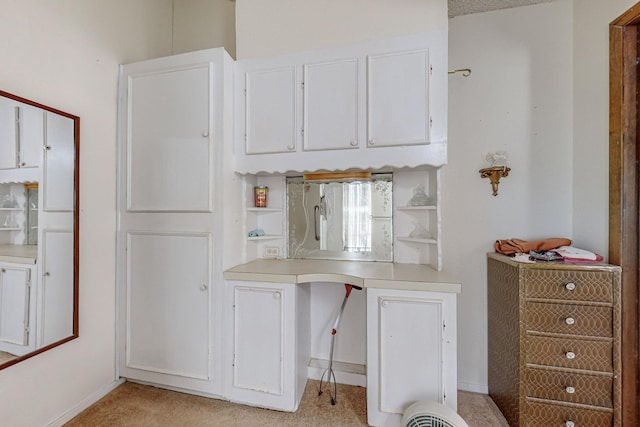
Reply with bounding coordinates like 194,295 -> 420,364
554,246 -> 597,261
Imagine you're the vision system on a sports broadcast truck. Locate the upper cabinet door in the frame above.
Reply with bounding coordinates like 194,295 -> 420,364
245,67 -> 298,154
18,104 -> 43,168
128,65 -> 212,212
367,49 -> 430,147
43,112 -> 75,212
303,59 -> 359,151
0,98 -> 17,170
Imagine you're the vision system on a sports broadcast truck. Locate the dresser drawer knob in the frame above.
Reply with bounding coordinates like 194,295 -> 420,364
565,282 -> 576,291
565,351 -> 576,359
565,422 -> 575,427
565,317 -> 575,325
565,386 -> 576,394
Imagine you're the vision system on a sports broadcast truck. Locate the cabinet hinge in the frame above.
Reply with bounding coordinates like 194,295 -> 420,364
232,353 -> 236,367
429,64 -> 433,76
429,116 -> 433,128
443,320 -> 446,331
301,81 -> 305,90
27,281 -> 31,289
244,88 -> 247,96
301,128 -> 304,137
24,326 -> 30,333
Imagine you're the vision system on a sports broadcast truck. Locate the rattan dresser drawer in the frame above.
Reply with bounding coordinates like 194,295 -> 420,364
525,302 -> 612,337
526,335 -> 613,372
525,368 -> 613,408
524,400 -> 612,427
523,268 -> 613,303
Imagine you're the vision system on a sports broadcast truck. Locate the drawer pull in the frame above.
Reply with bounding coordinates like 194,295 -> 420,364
565,282 -> 576,291
565,386 -> 576,394
565,422 -> 575,427
565,317 -> 575,325
565,351 -> 576,359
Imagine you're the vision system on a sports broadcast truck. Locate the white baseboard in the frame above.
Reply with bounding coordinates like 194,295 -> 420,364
307,358 -> 367,387
457,381 -> 488,394
47,378 -> 125,427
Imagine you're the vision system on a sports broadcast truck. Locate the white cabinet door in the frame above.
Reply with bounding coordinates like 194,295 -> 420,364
128,66 -> 212,212
0,98 -> 17,170
244,66 -> 298,154
18,104 -> 43,168
367,288 -> 457,427
303,59 -> 359,151
125,233 -> 211,382
39,230 -> 74,347
0,266 -> 31,347
227,281 -> 308,412
43,112 -> 75,212
367,49 -> 430,147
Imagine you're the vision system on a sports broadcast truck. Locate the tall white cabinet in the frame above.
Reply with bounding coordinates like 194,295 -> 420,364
117,48 -> 239,395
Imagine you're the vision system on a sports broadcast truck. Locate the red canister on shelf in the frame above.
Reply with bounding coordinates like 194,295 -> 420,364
254,186 -> 268,208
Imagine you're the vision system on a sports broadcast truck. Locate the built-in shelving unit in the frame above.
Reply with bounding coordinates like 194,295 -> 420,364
0,183 -> 27,244
243,175 -> 286,260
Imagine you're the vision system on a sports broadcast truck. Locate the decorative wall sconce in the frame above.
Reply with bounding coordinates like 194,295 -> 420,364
479,166 -> 511,196
480,151 -> 510,196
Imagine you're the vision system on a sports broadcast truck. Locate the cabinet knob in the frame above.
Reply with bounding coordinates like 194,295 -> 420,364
20,162 -> 26,167
200,284 -> 208,291
565,282 -> 576,291
565,317 -> 575,325
349,140 -> 358,147
44,272 -> 50,276
273,291 -> 281,300
44,145 -> 51,151
0,268 -> 5,273
565,421 -> 575,427
287,145 -> 295,151
565,351 -> 576,360
565,386 -> 576,394
202,131 -> 209,137
368,139 -> 375,146
381,300 -> 389,308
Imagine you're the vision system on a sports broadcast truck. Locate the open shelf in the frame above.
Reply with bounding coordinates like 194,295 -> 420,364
396,206 -> 437,211
0,228 -> 21,232
397,236 -> 437,244
247,207 -> 282,213
247,235 -> 284,241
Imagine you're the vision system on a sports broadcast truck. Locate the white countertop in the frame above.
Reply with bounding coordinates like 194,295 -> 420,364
0,244 -> 37,264
224,259 -> 461,293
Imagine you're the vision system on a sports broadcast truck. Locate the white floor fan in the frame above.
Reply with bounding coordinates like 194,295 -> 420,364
402,401 -> 469,427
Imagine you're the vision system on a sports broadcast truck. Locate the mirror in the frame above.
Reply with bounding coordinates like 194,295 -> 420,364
287,173 -> 393,261
0,90 -> 78,370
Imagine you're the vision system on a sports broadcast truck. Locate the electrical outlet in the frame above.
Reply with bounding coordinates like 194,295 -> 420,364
264,246 -> 279,258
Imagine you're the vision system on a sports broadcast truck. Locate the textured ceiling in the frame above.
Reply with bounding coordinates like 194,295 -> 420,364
449,0 -> 554,17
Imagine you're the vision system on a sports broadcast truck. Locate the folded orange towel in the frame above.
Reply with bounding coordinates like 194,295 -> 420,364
495,238 -> 572,256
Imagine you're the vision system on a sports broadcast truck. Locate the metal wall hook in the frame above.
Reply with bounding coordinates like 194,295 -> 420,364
448,68 -> 472,77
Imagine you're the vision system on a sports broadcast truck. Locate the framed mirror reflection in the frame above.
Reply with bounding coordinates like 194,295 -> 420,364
0,90 -> 79,370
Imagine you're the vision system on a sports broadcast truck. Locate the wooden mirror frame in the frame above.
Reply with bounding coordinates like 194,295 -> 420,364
610,3 -> 640,424
0,90 -> 79,370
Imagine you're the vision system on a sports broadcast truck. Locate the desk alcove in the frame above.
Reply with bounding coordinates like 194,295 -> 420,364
223,259 -> 460,427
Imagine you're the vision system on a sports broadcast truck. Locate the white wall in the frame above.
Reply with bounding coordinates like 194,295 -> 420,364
572,0 -> 637,256
0,1 -> 173,425
173,0 -> 237,58
446,0 -> 574,392
235,0 -> 447,59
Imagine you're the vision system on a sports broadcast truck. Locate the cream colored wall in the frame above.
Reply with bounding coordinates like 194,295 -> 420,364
0,1 -> 173,426
235,0 -> 447,59
572,0 -> 636,255
173,0 -> 236,58
447,0 -> 574,392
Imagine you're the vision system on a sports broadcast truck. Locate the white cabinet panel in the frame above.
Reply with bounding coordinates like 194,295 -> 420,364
233,285 -> 284,394
0,266 -> 30,346
126,232 -> 210,380
18,104 -> 43,168
226,280 -> 309,412
40,230 -> 73,347
0,98 -> 17,170
245,67 -> 297,154
367,49 -> 430,147
367,288 -> 457,427
43,112 -> 75,212
303,59 -> 359,151
128,66 -> 212,212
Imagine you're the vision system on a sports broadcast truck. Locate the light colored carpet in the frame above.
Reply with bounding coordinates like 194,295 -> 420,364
0,351 -> 17,365
65,381 -> 508,426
